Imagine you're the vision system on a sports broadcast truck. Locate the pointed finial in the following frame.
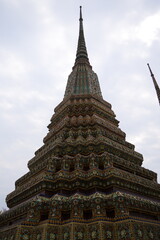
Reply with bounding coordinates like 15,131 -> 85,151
64,7 -> 102,99
147,63 -> 154,77
80,6 -> 82,20
74,6 -> 89,65
147,63 -> 160,105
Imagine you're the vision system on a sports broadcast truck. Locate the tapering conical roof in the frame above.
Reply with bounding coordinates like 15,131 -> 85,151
64,6 -> 102,99
75,6 -> 89,64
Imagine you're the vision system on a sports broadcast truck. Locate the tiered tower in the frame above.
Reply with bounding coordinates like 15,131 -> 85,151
0,7 -> 160,240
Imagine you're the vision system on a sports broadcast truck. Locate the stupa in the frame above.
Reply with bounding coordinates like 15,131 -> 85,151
0,7 -> 160,240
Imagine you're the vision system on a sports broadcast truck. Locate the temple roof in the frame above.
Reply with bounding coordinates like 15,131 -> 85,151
64,6 -> 102,99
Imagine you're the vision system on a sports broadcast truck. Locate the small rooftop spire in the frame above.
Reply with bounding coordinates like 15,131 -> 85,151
147,63 -> 160,105
75,6 -> 89,65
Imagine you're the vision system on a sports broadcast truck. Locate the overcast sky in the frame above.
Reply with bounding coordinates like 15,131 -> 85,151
0,0 -> 160,210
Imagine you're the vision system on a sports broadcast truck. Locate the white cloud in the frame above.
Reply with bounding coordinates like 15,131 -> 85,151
136,11 -> 160,46
101,10 -> 160,60
0,48 -> 31,81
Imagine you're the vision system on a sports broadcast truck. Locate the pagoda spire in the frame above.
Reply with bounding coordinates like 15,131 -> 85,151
147,63 -> 160,105
75,6 -> 90,65
64,6 -> 102,99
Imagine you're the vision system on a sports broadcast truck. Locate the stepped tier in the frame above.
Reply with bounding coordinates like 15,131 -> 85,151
1,192 -> 160,239
6,152 -> 158,208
